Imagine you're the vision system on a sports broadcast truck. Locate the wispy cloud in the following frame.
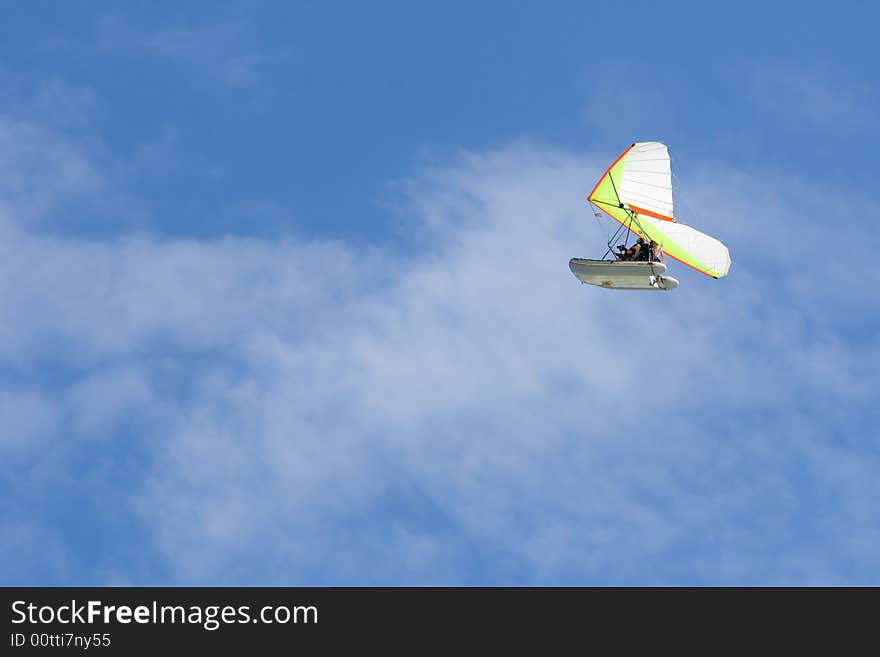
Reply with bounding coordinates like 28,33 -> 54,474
580,64 -> 679,146
746,63 -> 877,132
1,119 -> 877,585
94,15 -> 291,88
0,118 -> 106,226
0,520 -> 70,583
0,68 -> 101,129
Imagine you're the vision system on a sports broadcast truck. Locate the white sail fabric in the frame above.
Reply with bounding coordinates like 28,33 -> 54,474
643,215 -> 731,277
617,142 -> 674,220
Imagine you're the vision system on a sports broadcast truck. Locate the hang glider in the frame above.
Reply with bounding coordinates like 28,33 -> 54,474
570,142 -> 731,291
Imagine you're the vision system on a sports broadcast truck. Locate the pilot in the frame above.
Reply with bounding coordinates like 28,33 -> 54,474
631,237 -> 645,261
616,241 -> 642,261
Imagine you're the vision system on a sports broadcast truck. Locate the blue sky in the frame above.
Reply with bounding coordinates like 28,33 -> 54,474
1,2 -> 878,585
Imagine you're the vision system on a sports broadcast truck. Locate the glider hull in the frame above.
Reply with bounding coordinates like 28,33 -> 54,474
569,258 -> 678,291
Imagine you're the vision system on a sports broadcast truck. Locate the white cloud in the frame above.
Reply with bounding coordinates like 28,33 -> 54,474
746,64 -> 877,132
0,520 -> 69,584
93,15 -> 291,89
579,64 -> 682,148
0,390 -> 59,456
0,69 -> 101,129
0,119 -> 106,225
2,123 -> 878,584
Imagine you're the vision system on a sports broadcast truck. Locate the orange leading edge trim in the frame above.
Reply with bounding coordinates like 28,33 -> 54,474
627,204 -> 674,222
587,144 -> 634,202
